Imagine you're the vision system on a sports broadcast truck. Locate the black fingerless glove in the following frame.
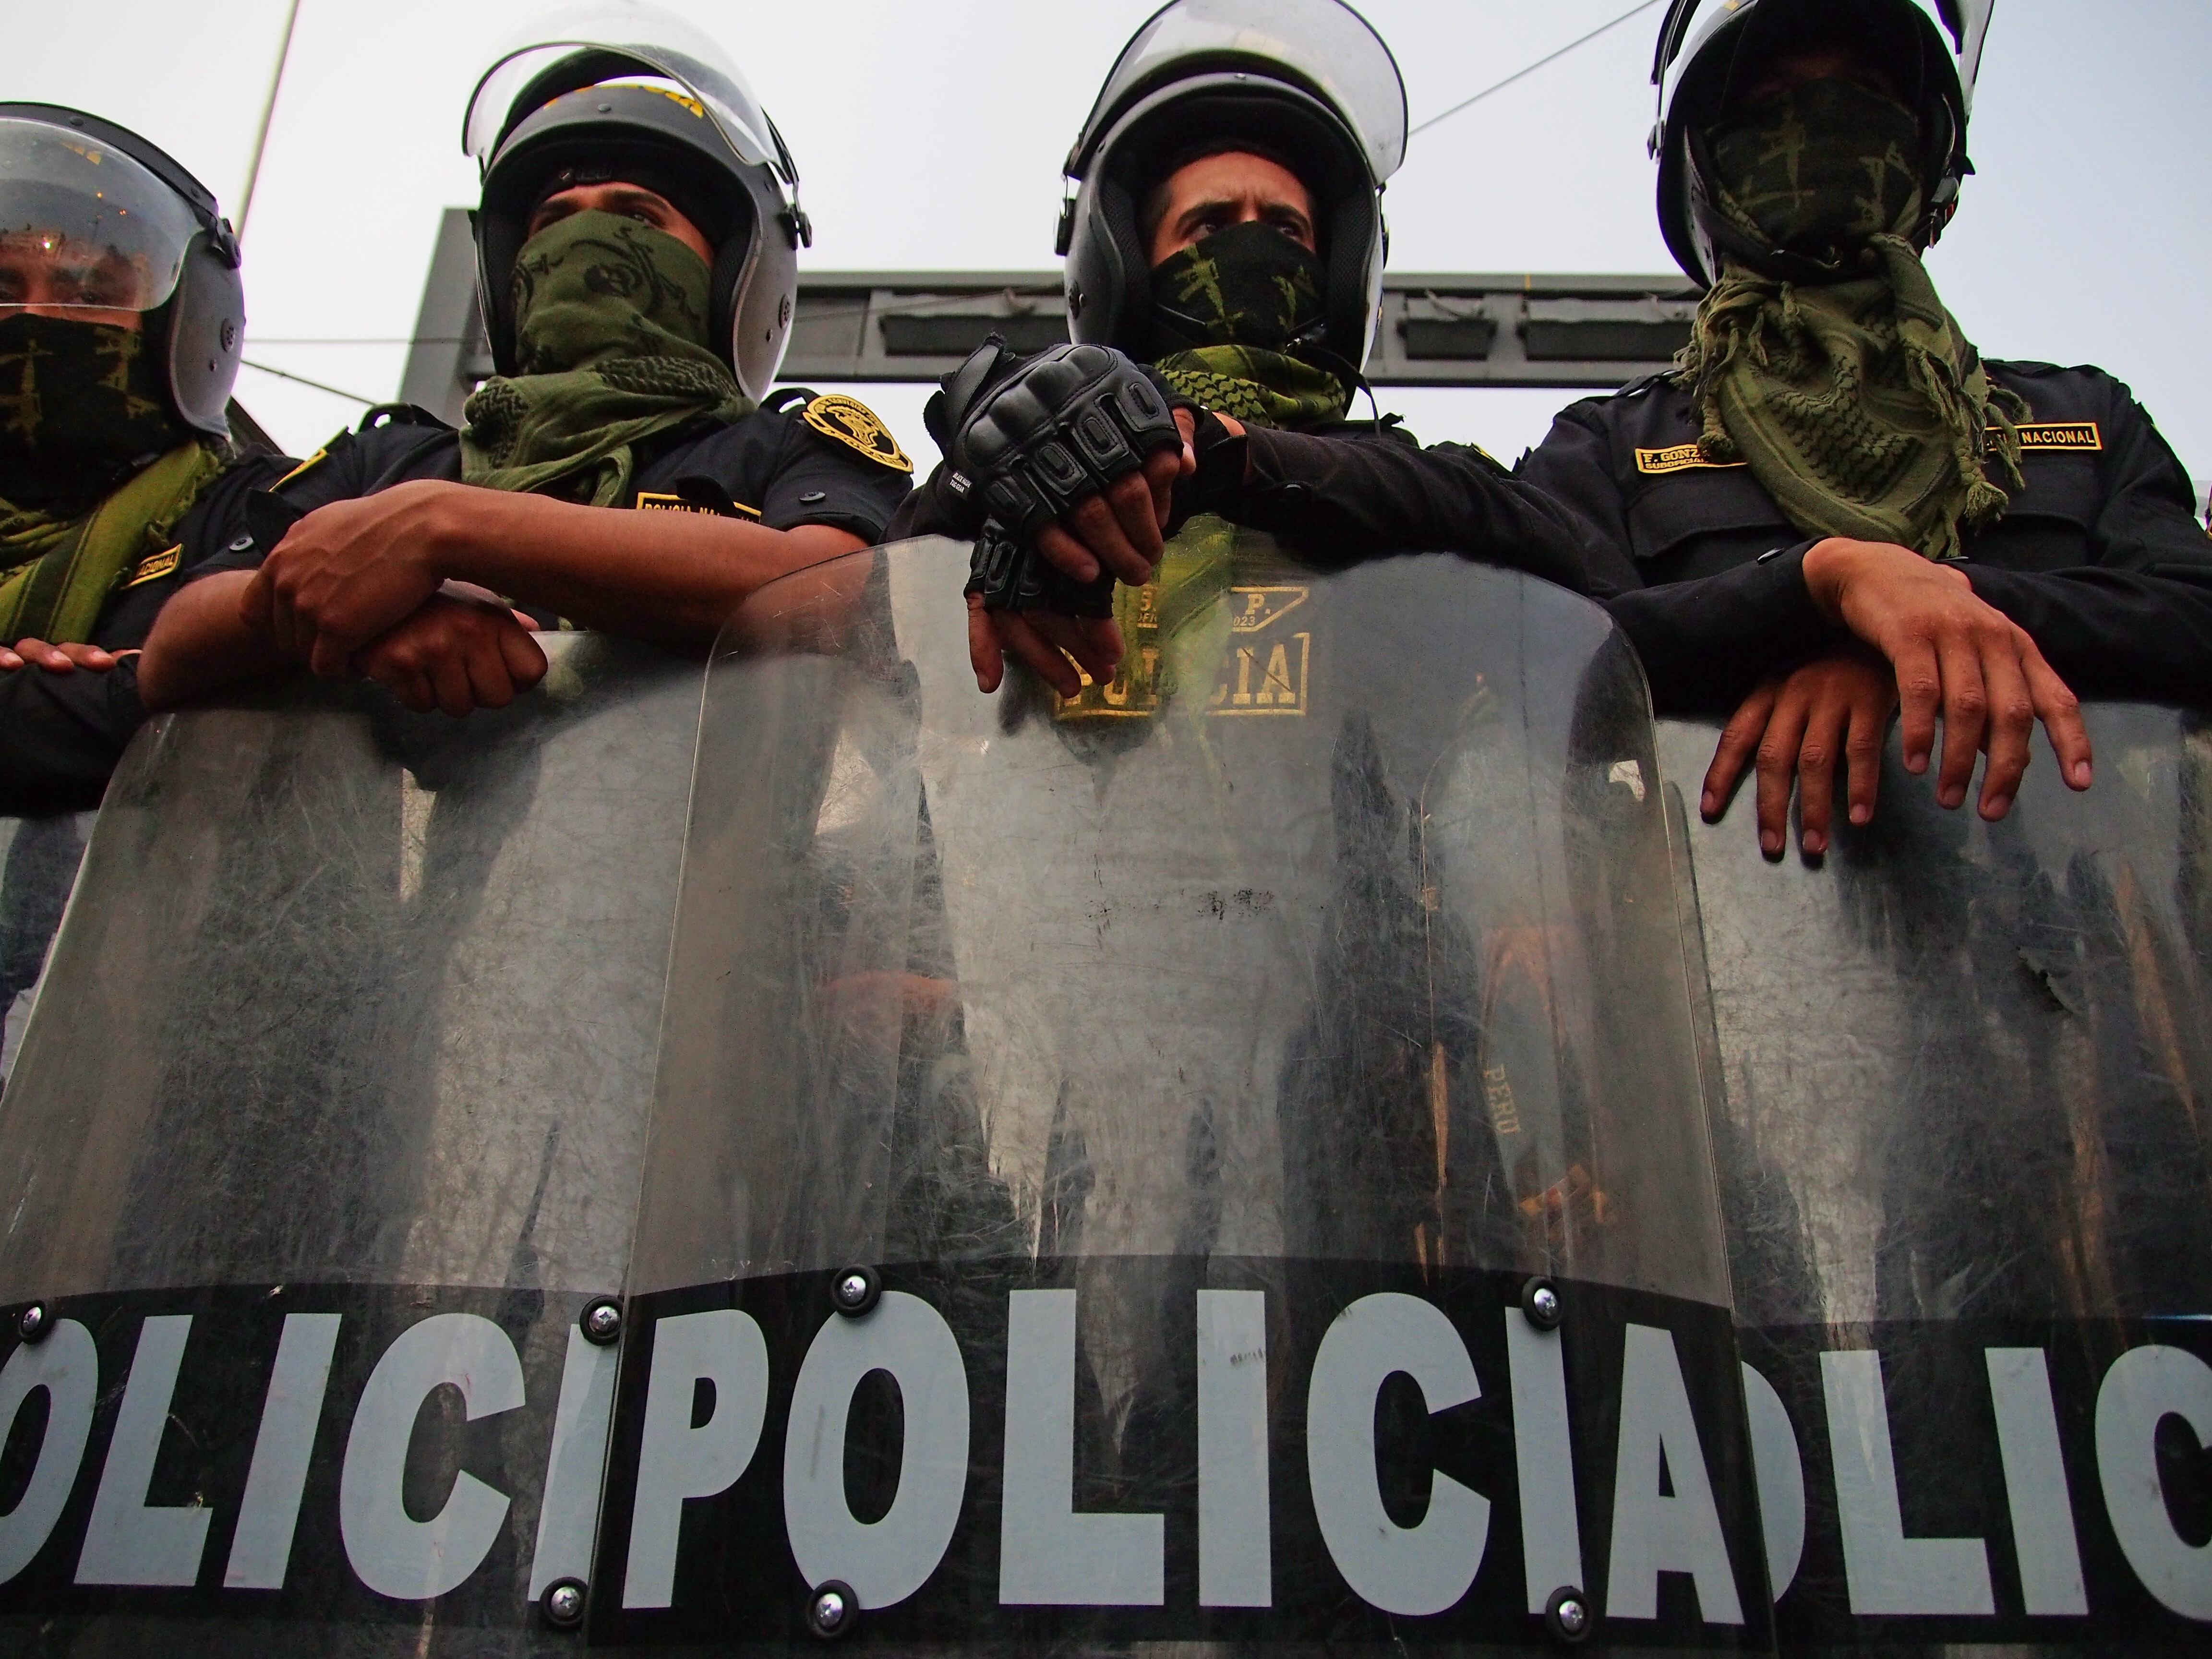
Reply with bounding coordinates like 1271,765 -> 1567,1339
965,522 -> 1118,617
927,338 -> 1182,613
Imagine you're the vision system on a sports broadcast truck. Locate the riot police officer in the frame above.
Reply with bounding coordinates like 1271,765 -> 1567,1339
136,11 -> 912,717
894,0 -> 1600,696
1521,0 -> 2212,855
0,104 -> 280,813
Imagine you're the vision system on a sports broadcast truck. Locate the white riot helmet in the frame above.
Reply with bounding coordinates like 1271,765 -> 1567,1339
0,104 -> 244,438
1057,0 -> 1407,373
464,2 -> 809,402
1650,0 -> 1995,288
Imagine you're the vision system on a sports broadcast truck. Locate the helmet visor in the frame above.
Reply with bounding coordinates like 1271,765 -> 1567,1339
1653,0 -> 1991,117
1072,0 -> 1407,182
0,117 -> 202,317
464,2 -> 790,180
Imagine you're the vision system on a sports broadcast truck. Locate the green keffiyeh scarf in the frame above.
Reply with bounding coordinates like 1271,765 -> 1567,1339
1154,345 -> 1349,432
459,210 -> 754,505
0,441 -> 226,644
1147,220 -> 1350,430
1678,79 -> 2026,562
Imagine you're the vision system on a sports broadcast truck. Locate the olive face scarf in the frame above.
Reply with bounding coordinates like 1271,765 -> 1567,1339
1679,79 -> 2026,561
459,210 -> 754,505
0,313 -> 222,643
1148,221 -> 1349,431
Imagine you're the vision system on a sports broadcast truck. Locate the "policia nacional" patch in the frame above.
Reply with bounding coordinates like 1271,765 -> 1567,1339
1635,443 -> 1747,475
120,543 -> 182,589
2012,421 -> 2102,452
802,394 -> 912,472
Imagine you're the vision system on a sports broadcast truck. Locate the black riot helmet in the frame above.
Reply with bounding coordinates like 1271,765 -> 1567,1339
1058,0 -> 1407,371
463,4 -> 809,403
0,103 -> 244,439
1650,0 -> 1994,289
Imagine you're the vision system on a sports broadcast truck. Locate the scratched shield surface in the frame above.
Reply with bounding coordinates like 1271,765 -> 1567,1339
604,534 -> 1767,1650
0,634 -> 703,1649
1659,707 -> 2212,1649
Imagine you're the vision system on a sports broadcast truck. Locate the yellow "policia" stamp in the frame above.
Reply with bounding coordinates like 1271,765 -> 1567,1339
1635,444 -> 1746,475
1056,584 -> 1313,720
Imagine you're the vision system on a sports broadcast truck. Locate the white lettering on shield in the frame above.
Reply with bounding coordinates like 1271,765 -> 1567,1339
2095,1344 -> 2212,1621
1604,1323 -> 1743,1624
784,1291 -> 970,1610
1507,1307 -> 1583,1614
623,1309 -> 769,1609
1821,1349 -> 1995,1615
999,1288 -> 1165,1605
1305,1292 -> 1489,1617
76,1315 -> 212,1586
0,1319 -> 98,1584
338,1312 -> 525,1600
225,1312 -> 342,1589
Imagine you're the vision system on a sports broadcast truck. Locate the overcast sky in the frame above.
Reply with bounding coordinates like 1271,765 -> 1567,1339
9,1 -> 2208,503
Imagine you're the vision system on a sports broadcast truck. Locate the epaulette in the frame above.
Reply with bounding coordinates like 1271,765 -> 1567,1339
791,390 -> 913,473
357,402 -> 454,433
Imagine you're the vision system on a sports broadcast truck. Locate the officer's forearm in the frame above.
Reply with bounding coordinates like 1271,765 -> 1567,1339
427,491 -> 867,644
137,571 -> 291,711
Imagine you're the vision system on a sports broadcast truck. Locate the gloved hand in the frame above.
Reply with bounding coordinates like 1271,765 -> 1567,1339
924,338 -> 1191,612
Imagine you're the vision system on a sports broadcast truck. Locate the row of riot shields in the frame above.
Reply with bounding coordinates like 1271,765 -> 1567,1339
0,532 -> 2202,1653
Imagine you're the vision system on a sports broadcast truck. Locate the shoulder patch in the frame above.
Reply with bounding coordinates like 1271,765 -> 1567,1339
2013,421 -> 2101,453
121,544 -> 183,590
1635,443 -> 1746,476
801,394 -> 912,472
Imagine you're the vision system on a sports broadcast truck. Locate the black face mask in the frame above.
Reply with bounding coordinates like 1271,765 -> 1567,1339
0,312 -> 186,509
1148,219 -> 1327,355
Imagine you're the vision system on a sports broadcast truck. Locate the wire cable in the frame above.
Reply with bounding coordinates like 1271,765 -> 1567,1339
240,359 -> 376,405
1407,0 -> 1665,139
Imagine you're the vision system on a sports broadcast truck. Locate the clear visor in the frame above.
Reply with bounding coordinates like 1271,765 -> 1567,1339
464,1 -> 791,181
0,118 -> 201,316
1074,0 -> 1407,182
1653,0 -> 1991,119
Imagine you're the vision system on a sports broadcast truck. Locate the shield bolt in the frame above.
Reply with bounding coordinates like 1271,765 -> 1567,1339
541,1576 -> 587,1629
830,1266 -> 881,1319
807,1579 -> 857,1640
579,1298 -> 623,1346
17,1302 -> 49,1344
1545,1585 -> 1592,1645
1521,1275 -> 1563,1332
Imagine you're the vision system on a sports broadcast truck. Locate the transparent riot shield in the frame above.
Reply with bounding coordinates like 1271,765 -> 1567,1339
0,635 -> 702,1650
0,810 -> 92,1090
595,535 -> 1770,1650
1659,707 -> 2212,1650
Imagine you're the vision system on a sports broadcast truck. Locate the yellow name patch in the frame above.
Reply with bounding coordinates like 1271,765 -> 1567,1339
634,491 -> 760,519
1635,444 -> 1746,475
120,544 -> 182,589
2013,421 -> 2101,452
802,394 -> 912,472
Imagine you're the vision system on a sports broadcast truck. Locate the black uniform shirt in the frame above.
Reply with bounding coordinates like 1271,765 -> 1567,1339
194,388 -> 914,585
0,453 -> 291,816
890,416 -> 1610,598
1518,360 -> 2212,711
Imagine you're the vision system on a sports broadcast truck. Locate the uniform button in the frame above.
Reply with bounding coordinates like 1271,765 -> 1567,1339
800,491 -> 827,504
1275,482 -> 1312,506
1755,545 -> 1784,564
228,534 -> 255,553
